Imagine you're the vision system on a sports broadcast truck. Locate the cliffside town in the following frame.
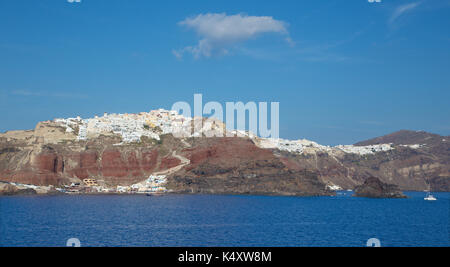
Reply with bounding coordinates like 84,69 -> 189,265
0,109 -> 449,195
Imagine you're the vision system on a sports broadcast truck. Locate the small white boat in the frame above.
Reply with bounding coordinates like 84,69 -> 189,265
424,192 -> 437,201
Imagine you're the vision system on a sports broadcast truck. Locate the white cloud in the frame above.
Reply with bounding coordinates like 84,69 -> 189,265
174,13 -> 291,59
390,2 -> 421,24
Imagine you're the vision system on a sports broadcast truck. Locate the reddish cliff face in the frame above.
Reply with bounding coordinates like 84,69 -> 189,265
0,134 -> 332,196
0,135 -> 180,186
65,151 -> 100,179
167,138 -> 331,196
160,156 -> 181,170
184,137 -> 275,169
0,150 -> 161,186
35,153 -> 64,173
0,128 -> 448,193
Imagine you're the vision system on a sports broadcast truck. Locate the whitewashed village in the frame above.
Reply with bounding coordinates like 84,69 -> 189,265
53,108 -> 422,156
1,175 -> 169,196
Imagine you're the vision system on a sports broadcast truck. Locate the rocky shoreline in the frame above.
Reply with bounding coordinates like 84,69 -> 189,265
0,181 -> 63,196
0,178 -> 432,199
1,179 -> 416,199
0,181 -> 335,197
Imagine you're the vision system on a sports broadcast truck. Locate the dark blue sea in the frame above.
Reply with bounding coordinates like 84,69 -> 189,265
0,192 -> 449,247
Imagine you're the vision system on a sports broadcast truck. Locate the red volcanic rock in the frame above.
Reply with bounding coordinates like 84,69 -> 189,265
10,152 -> 66,185
6,170 -> 61,186
62,149 -> 160,184
184,138 -> 274,168
168,137 -> 332,196
141,150 -> 159,172
34,153 -> 63,173
0,145 -> 163,186
188,148 -> 217,166
127,151 -> 143,177
160,156 -> 181,170
139,149 -> 159,173
279,157 -> 303,171
101,150 -> 130,178
64,152 -> 100,179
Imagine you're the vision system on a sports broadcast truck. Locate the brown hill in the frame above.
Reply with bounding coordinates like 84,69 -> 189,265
355,130 -> 445,146
168,137 -> 330,196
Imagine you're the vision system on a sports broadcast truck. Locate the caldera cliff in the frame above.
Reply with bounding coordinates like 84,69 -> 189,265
0,110 -> 448,194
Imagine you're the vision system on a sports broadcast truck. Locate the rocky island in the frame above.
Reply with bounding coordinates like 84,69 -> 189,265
354,177 -> 407,198
0,109 -> 448,196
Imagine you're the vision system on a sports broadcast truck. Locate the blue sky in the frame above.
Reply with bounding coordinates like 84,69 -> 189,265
0,0 -> 449,145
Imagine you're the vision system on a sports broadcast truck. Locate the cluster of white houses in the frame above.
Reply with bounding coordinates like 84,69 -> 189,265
117,175 -> 168,194
334,144 -> 394,155
255,137 -> 396,155
54,109 -> 191,143
255,138 -> 331,154
54,175 -> 168,194
54,109 -> 420,156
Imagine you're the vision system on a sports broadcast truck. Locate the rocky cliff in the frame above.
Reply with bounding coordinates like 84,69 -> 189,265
354,177 -> 406,198
167,137 -> 330,196
268,131 -> 449,192
0,113 -> 448,194
0,120 -> 332,196
0,128 -> 184,187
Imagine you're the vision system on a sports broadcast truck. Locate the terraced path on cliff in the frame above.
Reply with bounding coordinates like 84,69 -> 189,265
153,150 -> 190,176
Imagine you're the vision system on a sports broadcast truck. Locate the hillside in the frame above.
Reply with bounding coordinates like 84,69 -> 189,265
0,110 -> 448,194
355,130 -> 446,146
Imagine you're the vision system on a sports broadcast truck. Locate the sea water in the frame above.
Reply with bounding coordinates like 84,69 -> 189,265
0,192 -> 448,247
